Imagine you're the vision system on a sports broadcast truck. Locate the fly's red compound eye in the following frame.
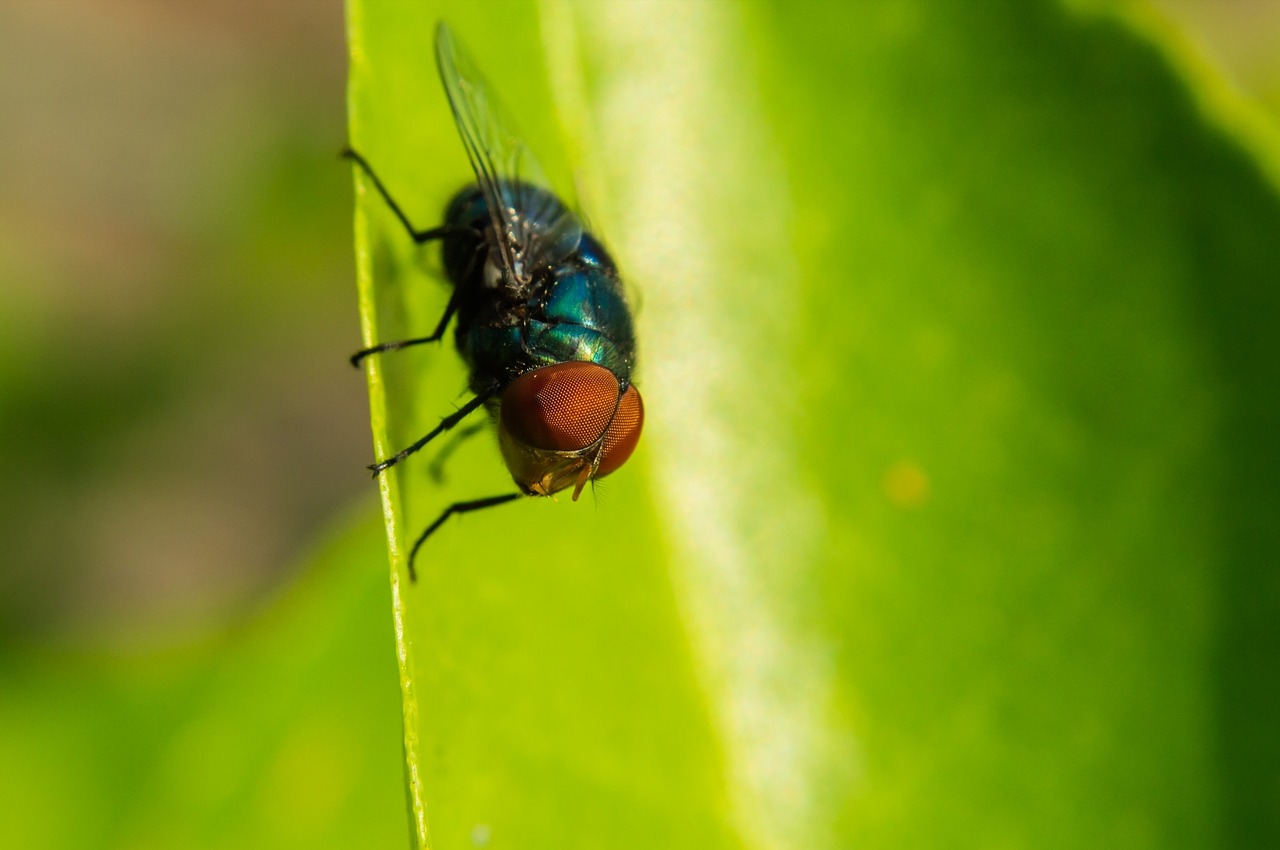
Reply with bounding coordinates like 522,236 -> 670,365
594,383 -> 643,476
500,362 -> 645,485
501,362 -> 619,451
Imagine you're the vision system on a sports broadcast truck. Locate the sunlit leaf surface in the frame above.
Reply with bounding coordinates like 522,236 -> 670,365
348,1 -> 1280,848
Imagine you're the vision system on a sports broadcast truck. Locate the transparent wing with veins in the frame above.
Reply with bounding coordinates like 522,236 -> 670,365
434,23 -> 582,284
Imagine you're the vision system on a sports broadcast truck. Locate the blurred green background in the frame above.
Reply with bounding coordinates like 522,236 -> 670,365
2,0 -> 1280,848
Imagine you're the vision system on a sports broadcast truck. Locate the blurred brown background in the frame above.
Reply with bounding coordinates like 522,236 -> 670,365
0,0 -> 363,648
0,0 -> 1274,651
1155,0 -> 1280,115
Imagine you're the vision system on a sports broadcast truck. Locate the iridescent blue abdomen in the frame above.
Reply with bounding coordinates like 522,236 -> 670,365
440,183 -> 637,394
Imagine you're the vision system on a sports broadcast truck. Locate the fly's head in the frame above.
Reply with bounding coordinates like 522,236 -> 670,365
497,362 -> 643,499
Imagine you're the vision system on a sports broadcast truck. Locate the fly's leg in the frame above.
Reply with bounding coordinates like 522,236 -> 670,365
343,147 -> 482,366
342,147 -> 472,244
369,391 -> 493,476
350,286 -> 460,367
427,420 -> 487,484
408,493 -> 522,580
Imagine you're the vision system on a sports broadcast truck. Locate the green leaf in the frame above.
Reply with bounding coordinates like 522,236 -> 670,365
349,1 -> 1280,848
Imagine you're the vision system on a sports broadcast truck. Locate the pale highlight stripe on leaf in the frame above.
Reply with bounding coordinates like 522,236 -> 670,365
545,1 -> 858,847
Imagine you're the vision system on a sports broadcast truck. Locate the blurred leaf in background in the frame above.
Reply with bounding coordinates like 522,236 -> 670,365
2,0 -> 1280,848
0,1 -> 406,847
0,514 -> 405,848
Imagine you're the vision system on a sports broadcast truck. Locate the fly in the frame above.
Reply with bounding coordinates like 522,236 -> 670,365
346,23 -> 643,580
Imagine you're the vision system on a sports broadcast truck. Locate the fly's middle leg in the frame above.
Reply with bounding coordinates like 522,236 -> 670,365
368,390 -> 493,476
350,286 -> 461,367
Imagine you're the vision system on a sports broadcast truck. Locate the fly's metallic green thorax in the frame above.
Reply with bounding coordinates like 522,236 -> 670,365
441,182 -> 637,395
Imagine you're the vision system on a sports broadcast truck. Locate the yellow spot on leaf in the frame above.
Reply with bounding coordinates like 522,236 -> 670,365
883,460 -> 930,508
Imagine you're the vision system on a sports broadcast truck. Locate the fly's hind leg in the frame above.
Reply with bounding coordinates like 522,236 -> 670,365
342,147 -> 472,245
343,147 -> 481,367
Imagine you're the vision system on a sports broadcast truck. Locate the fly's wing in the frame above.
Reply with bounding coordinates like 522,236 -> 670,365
435,22 -> 582,284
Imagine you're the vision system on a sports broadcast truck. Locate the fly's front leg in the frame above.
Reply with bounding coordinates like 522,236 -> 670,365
408,493 -> 522,580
